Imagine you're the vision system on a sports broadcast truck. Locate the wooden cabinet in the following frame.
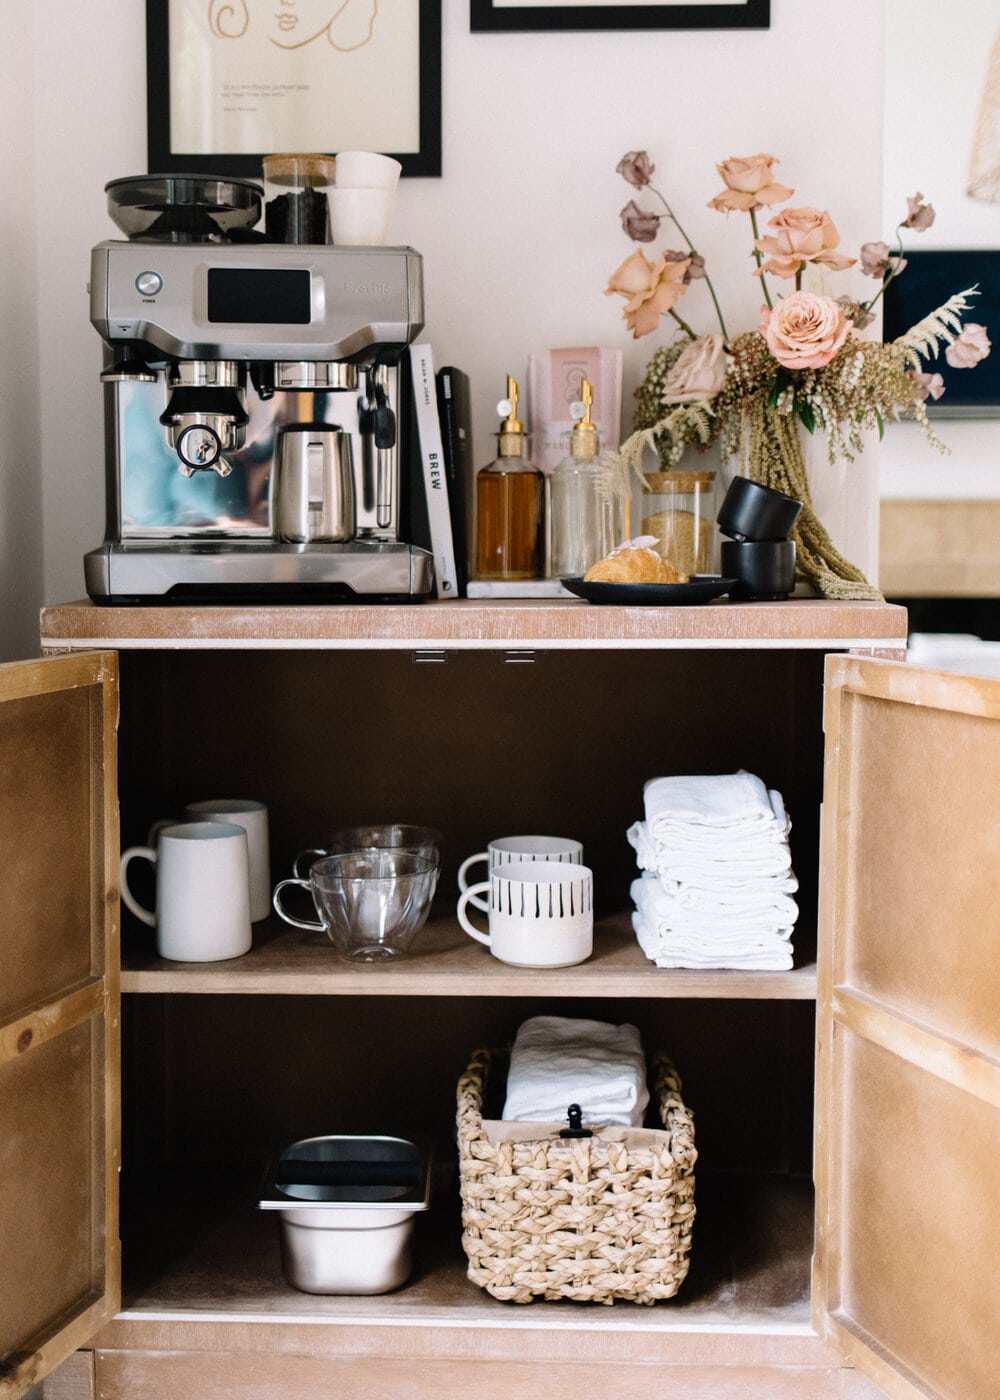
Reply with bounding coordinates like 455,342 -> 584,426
3,597 -> 996,1399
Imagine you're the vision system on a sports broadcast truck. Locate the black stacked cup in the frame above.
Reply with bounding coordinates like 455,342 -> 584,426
717,479 -> 803,601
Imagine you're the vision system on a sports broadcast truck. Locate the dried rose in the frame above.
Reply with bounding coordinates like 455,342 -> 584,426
617,151 -> 655,189
945,322 -> 991,368
759,292 -> 853,370
709,154 -> 793,213
907,369 -> 945,401
754,207 -> 856,279
604,249 -> 690,339
904,193 -> 936,231
662,250 -> 707,282
860,241 -> 892,277
836,296 -> 875,330
661,333 -> 728,404
620,199 -> 660,242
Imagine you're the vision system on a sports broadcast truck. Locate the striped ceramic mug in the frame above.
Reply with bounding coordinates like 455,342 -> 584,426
457,859 -> 593,968
457,835 -> 584,914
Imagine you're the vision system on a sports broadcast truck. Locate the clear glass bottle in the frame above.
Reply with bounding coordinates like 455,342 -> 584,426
475,376 -> 544,580
638,469 -> 718,576
549,378 -> 625,579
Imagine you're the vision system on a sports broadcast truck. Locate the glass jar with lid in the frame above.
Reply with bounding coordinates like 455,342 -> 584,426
638,470 -> 718,577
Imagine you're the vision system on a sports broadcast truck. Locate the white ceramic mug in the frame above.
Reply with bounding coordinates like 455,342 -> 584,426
120,821 -> 253,962
150,799 -> 270,923
457,859 -> 594,969
457,836 -> 584,914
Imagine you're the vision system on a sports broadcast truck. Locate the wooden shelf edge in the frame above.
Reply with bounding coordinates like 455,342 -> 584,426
120,915 -> 818,1000
40,598 -> 908,653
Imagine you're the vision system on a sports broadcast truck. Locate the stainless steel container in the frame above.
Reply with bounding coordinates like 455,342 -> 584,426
259,1134 -> 432,1294
272,424 -> 356,543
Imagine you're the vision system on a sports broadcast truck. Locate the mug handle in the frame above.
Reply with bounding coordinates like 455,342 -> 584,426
120,845 -> 157,927
457,882 -> 492,947
146,817 -> 178,844
292,847 -> 327,880
272,877 -> 324,931
457,851 -> 488,896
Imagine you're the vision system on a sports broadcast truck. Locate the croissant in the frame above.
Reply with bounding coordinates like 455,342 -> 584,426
585,545 -> 689,585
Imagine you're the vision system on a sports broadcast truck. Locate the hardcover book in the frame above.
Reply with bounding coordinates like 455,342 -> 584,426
408,343 -> 459,599
435,365 -> 473,594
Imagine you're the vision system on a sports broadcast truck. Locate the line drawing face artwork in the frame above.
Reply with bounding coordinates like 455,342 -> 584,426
208,0 -> 378,52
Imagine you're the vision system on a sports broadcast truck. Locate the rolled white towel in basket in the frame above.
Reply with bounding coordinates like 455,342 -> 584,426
501,1015 -> 650,1127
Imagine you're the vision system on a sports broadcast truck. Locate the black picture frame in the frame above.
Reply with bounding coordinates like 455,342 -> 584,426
882,249 -> 1000,418
146,0 -> 442,178
470,0 -> 769,31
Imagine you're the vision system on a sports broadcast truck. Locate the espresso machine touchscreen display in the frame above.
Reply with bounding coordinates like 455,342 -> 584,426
207,268 -> 313,324
85,174 -> 432,604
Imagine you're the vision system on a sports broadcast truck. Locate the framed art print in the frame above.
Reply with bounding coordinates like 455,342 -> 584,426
146,0 -> 442,177
470,0 -> 769,30
883,249 -> 1000,417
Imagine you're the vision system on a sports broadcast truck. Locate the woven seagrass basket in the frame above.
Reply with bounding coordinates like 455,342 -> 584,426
456,1045 -> 696,1305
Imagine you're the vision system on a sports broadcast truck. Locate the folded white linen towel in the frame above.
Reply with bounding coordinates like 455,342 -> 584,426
633,912 -> 794,971
631,875 -> 798,936
632,865 -> 799,915
644,771 -> 779,832
627,820 -> 794,886
501,1015 -> 650,1127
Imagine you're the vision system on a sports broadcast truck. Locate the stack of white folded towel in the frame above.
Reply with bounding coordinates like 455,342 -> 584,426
501,1015 -> 650,1127
627,771 -> 798,971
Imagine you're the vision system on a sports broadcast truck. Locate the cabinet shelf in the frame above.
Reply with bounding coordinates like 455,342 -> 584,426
121,912 -> 817,999
97,1169 -> 840,1374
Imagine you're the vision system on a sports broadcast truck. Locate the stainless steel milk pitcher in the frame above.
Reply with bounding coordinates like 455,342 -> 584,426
273,425 -> 356,543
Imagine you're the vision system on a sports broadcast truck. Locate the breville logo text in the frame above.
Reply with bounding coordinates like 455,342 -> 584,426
344,280 -> 392,296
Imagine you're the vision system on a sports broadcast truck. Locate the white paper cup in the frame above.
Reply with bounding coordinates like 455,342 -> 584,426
334,150 -> 402,191
328,187 -> 395,246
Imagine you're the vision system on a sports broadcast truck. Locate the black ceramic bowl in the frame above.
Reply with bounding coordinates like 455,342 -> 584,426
717,477 -> 803,542
721,539 -> 797,601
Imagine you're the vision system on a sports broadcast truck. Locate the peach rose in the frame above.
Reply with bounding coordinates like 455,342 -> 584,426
709,154 -> 794,213
759,293 -> 852,370
754,207 -> 857,279
604,249 -> 690,338
662,334 -> 728,403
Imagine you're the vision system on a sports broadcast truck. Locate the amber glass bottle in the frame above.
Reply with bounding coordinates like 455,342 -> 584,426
475,376 -> 544,580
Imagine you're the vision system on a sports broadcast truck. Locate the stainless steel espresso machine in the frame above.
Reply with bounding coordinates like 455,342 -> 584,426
86,174 -> 432,603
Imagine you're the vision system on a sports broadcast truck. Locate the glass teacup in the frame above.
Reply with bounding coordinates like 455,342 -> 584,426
292,824 -> 442,880
273,850 -> 438,963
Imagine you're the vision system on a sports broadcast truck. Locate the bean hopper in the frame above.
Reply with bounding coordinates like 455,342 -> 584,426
86,174 -> 431,603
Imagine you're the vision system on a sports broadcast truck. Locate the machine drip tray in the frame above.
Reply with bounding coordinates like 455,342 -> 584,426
84,541 -> 435,604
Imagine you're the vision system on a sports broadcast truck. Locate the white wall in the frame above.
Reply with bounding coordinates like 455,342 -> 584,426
0,0 -> 907,650
881,0 -> 1000,499
0,7 -> 44,660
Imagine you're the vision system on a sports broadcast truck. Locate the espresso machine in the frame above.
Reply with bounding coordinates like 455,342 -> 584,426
86,174 -> 432,603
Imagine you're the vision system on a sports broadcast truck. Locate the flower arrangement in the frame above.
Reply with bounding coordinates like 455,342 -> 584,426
604,150 -> 992,599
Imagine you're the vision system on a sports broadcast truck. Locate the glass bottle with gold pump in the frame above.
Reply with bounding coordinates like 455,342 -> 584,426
475,376 -> 544,580
549,378 -> 624,578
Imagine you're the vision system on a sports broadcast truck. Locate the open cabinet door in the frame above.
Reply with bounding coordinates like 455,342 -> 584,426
814,656 -> 1000,1400
0,654 -> 120,1398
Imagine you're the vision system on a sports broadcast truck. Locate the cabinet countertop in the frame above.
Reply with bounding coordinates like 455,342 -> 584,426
40,596 -> 908,652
